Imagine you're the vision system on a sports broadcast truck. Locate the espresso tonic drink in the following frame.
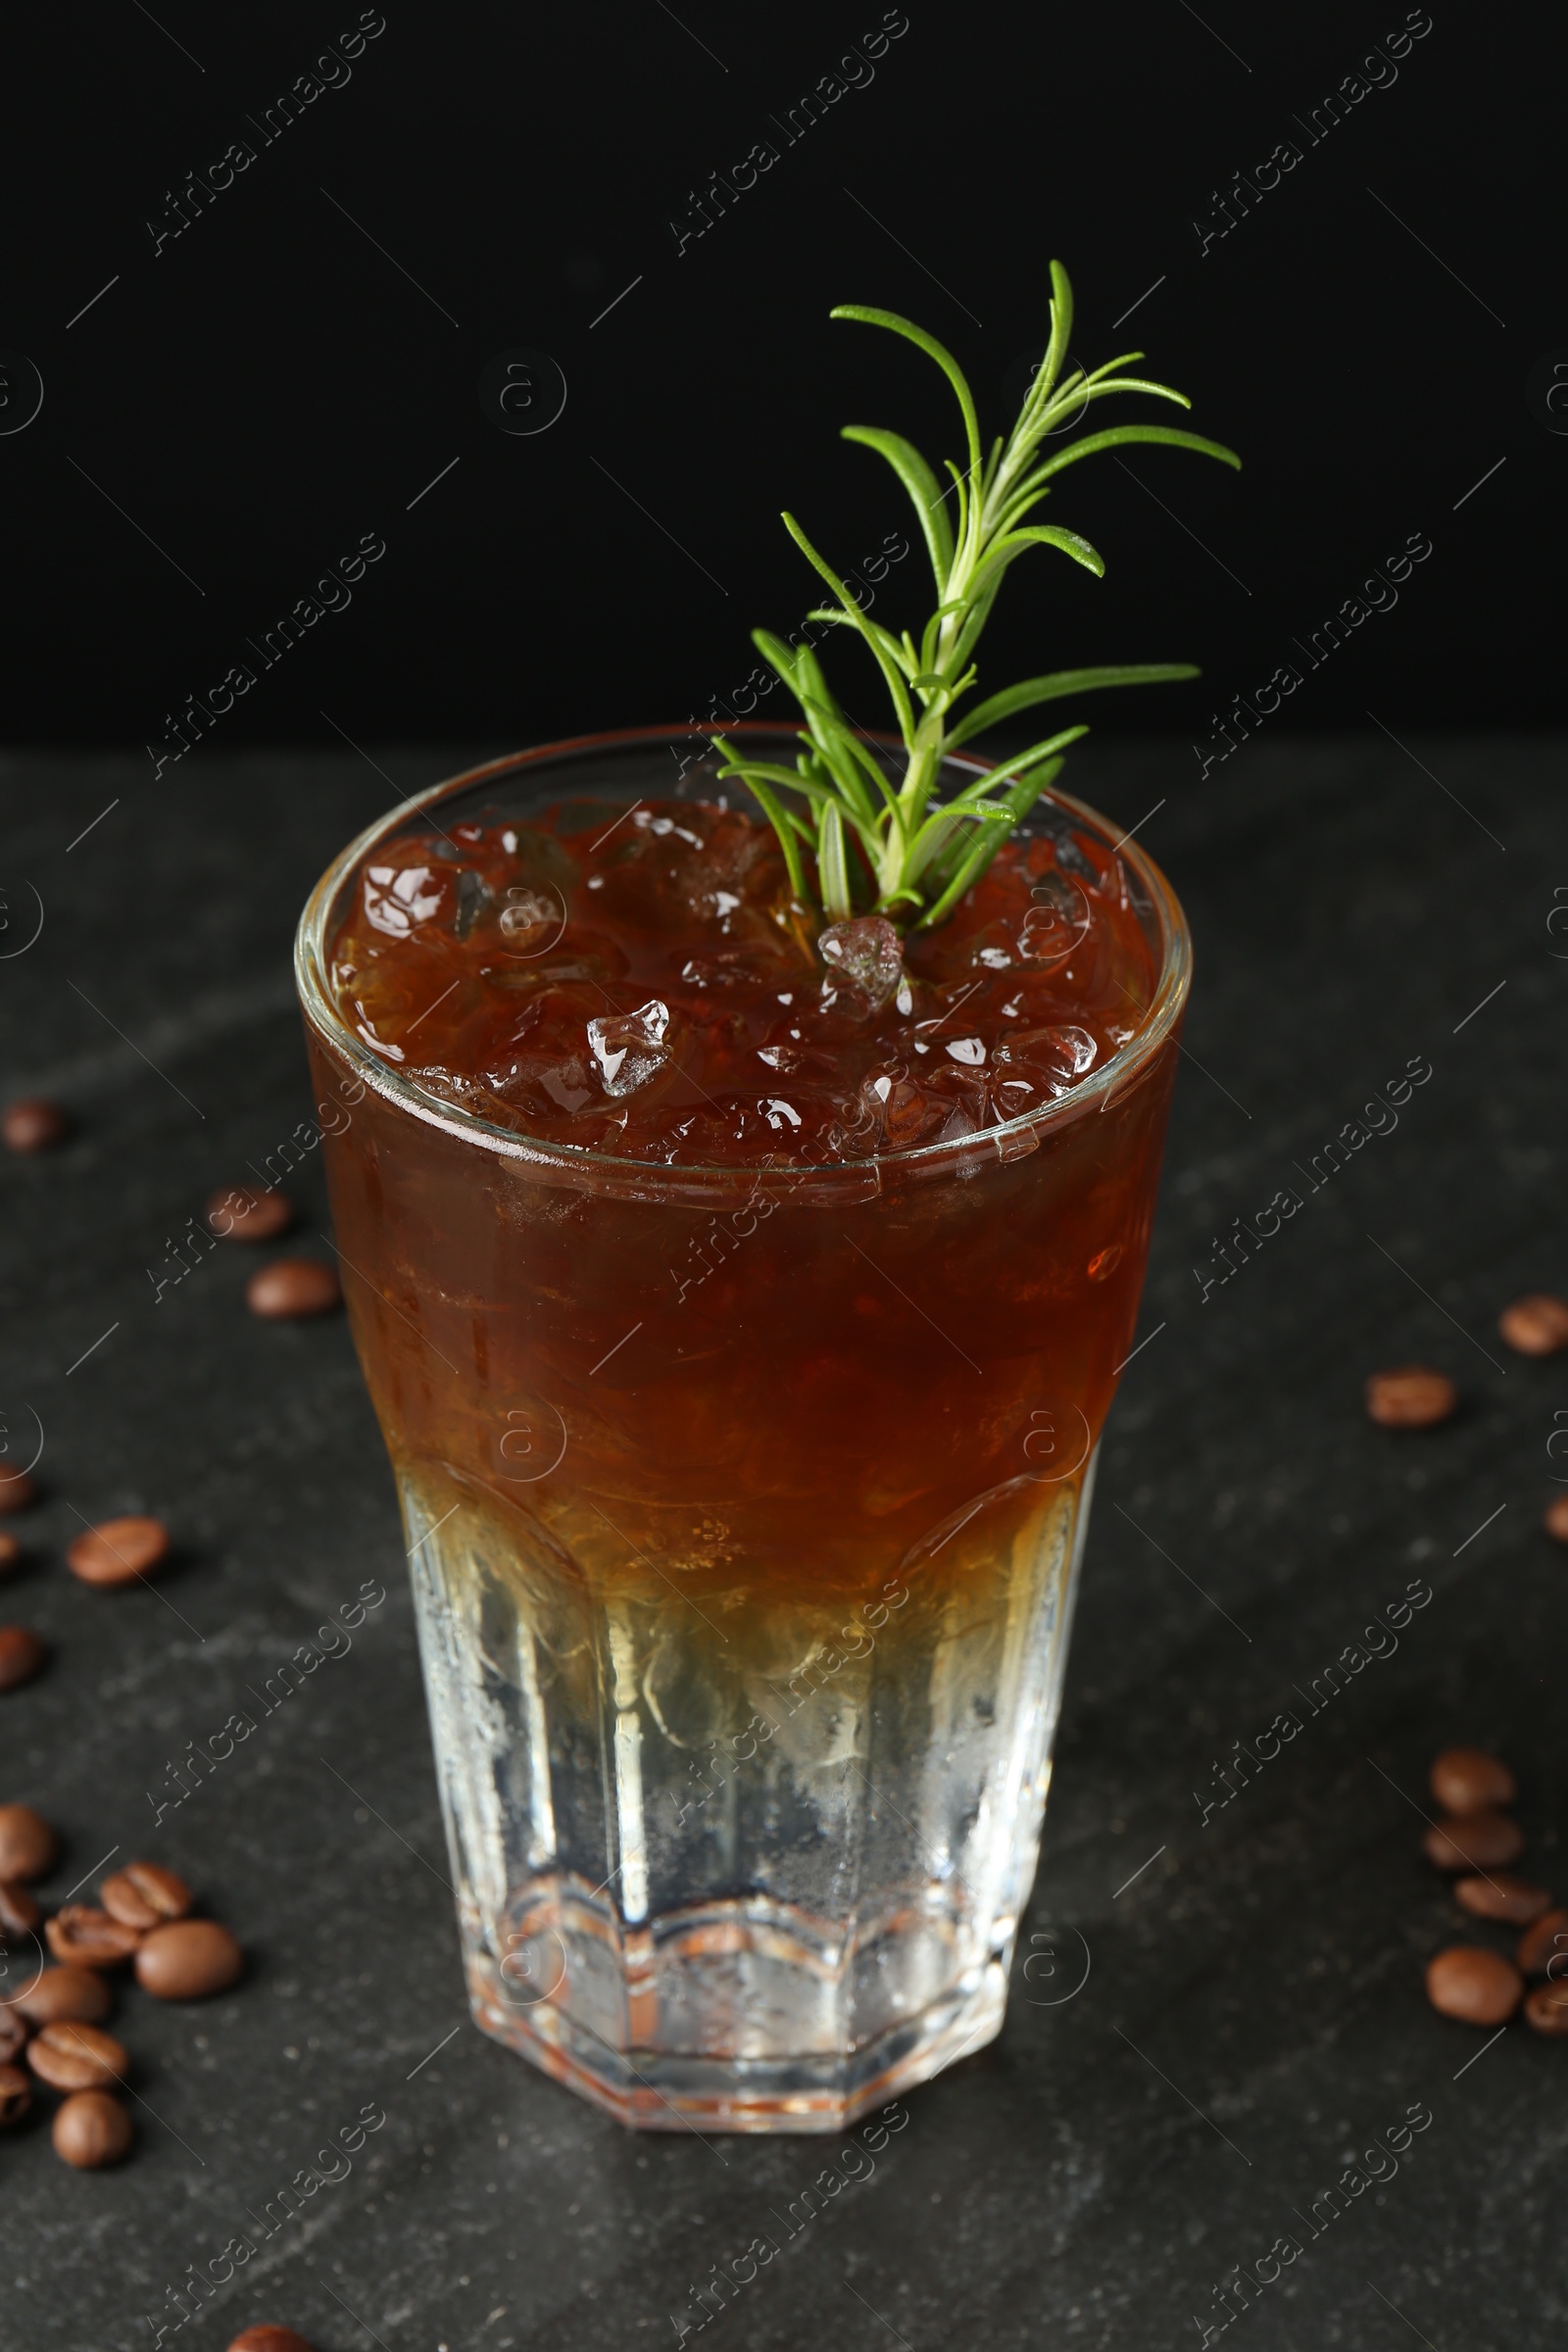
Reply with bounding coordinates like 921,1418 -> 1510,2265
295,728 -> 1189,2131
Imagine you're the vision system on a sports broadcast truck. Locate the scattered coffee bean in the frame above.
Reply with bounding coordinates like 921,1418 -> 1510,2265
1516,1906 -> 1568,1978
45,1907 -> 141,1969
136,1918 -> 243,1999
101,1862 -> 193,1931
1365,1366 -> 1458,1428
65,1514 -> 171,1589
0,1532 -> 21,1573
1423,1810 -> 1525,1871
27,2020 -> 128,2093
1430,1745 -> 1516,1815
16,1966 -> 112,2025
0,1878 -> 41,1936
1499,1293 -> 1568,1356
0,1627 -> 47,1692
0,2010 -> 27,2064
1544,1495 -> 1568,1543
1523,1982 -> 1568,2036
53,2087 -> 132,2167
228,2329 -> 319,2352
209,1185 -> 295,1243
245,1257 -> 342,1320
1425,1945 -> 1524,2025
3,1099 -> 70,1153
0,1803 -> 56,1881
0,1467 -> 37,1515
1454,1872 -> 1551,1925
0,2060 -> 32,2125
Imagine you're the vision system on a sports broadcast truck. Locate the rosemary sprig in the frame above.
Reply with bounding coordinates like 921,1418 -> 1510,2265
712,261 -> 1240,929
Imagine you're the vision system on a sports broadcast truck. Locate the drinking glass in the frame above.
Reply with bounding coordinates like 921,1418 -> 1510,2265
295,727 -> 1190,2132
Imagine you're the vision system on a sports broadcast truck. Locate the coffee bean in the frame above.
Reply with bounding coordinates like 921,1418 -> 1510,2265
0,2060 -> 31,2125
16,1965 -> 112,2025
53,2088 -> 132,2167
27,2020 -> 128,2092
1545,1495 -> 1568,1543
228,2329 -> 319,2352
0,1627 -> 46,1691
1423,1810 -> 1525,1871
0,1467 -> 37,1515
1454,1871 -> 1551,1925
1524,1982 -> 1568,2036
1517,1906 -> 1568,1977
0,1878 -> 40,1936
101,1862 -> 193,1931
209,1185 -> 295,1242
245,1257 -> 342,1320
0,1804 -> 56,1881
136,1918 -> 243,1999
1499,1293 -> 1568,1356
65,1514 -> 171,1589
46,1907 -> 141,1969
1431,1745 -> 1516,1815
0,2008 -> 26,2063
1365,1367 -> 1458,1428
0,1532 -> 21,1572
1425,1945 -> 1524,2025
3,1099 -> 70,1153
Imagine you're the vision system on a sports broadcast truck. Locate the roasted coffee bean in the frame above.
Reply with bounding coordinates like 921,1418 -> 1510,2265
1545,1495 -> 1568,1543
16,1965 -> 112,2025
0,2060 -> 31,2125
65,1514 -> 171,1589
1365,1366 -> 1458,1428
101,1862 -> 193,1931
1499,1293 -> 1568,1356
27,2020 -> 127,2092
1431,1745 -> 1516,1815
1425,1945 -> 1524,2025
0,1803 -> 56,1881
1423,1810 -> 1525,1871
0,1878 -> 41,1936
3,1098 -> 70,1153
136,1918 -> 243,1999
228,2329 -> 319,2352
0,1532 -> 20,1572
209,1185 -> 295,1242
0,1627 -> 46,1691
46,1907 -> 141,1968
0,1466 -> 37,1515
1517,1906 -> 1568,1978
53,2088 -> 132,2167
1523,1982 -> 1568,2036
1454,1872 -> 1551,1925
0,2009 -> 27,2064
245,1257 -> 342,1320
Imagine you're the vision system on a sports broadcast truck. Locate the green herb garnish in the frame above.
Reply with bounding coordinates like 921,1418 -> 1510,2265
712,261 -> 1240,929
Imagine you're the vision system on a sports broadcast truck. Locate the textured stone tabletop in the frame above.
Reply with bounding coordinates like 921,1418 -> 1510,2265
1,733 -> 1561,2351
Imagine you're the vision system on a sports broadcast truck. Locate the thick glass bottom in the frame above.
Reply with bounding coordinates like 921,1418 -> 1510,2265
466,1894 -> 1007,2132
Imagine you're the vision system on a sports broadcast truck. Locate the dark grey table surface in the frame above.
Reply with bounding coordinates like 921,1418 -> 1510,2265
2,734 -> 1562,2352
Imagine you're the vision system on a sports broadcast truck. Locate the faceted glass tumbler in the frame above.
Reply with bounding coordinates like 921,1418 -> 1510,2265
294,729 -> 1190,2132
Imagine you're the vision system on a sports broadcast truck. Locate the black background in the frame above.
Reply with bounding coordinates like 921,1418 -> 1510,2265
1,0 -> 1559,757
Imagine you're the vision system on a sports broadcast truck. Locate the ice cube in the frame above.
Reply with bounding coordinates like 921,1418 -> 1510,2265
1017,876 -> 1091,966
363,861 -> 447,937
588,999 -> 672,1097
994,1024 -> 1098,1091
818,915 -> 904,1018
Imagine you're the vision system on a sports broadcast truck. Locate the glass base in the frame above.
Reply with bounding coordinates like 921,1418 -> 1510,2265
466,1890 -> 1007,2132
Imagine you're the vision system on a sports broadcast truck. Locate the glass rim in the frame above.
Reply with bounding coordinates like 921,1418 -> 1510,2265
294,723 -> 1193,1200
